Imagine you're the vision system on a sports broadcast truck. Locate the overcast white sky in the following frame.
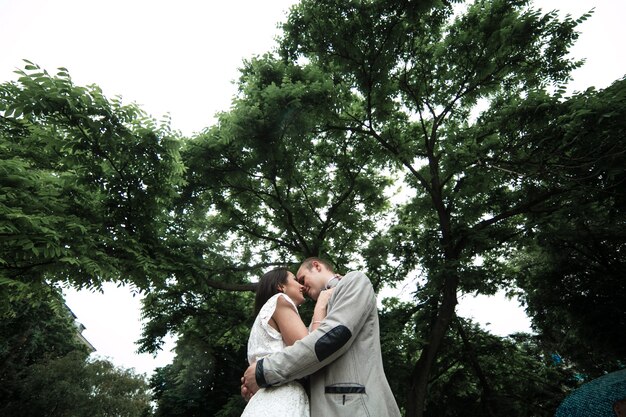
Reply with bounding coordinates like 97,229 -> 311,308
2,0 -> 624,376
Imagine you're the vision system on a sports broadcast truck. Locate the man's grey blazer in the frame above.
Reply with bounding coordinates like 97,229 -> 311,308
255,271 -> 401,417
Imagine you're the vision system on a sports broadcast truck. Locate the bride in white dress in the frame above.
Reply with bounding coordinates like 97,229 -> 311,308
241,268 -> 332,417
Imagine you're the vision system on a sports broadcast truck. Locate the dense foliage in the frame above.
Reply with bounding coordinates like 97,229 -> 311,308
0,62 -> 184,291
1,0 -> 623,416
514,79 -> 626,375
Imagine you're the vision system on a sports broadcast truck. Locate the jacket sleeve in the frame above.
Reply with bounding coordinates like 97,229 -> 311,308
255,271 -> 376,387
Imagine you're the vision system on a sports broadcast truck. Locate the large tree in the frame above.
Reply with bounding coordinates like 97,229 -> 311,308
137,55 -> 393,352
275,0 -> 588,415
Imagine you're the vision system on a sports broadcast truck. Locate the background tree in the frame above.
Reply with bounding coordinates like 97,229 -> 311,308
149,326 -> 248,417
423,323 -> 577,417
0,62 -> 184,292
10,352 -> 152,417
0,283 -> 85,410
513,78 -> 626,376
0,64 -> 178,417
380,298 -> 579,417
0,283 -> 151,417
145,289 -> 250,416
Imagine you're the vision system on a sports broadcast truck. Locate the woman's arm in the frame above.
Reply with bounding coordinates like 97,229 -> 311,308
271,296 -> 308,346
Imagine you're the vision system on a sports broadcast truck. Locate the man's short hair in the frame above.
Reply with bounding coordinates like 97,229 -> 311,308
301,257 -> 335,273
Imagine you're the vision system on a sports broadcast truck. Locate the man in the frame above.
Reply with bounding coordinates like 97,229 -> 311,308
242,257 -> 401,417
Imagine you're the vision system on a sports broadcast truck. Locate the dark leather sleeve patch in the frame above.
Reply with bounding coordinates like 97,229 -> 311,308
255,358 -> 271,388
315,325 -> 352,362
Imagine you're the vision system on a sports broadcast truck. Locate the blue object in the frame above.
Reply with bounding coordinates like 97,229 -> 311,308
552,353 -> 563,365
555,369 -> 626,417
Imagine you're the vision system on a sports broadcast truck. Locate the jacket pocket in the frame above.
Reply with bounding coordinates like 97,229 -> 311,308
325,383 -> 366,406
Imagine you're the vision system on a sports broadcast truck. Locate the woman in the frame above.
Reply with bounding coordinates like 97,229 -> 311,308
241,268 -> 333,417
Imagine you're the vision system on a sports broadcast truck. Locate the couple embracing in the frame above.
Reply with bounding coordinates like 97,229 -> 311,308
240,257 -> 401,417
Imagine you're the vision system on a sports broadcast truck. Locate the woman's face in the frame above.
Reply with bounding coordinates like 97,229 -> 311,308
281,272 -> 306,306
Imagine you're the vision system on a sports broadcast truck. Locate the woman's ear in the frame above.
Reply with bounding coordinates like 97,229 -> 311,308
277,285 -> 284,293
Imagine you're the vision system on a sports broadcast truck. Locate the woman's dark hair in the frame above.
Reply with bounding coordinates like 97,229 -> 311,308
254,268 -> 289,316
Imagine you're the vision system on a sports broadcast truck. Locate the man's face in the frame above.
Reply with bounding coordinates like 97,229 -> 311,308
295,261 -> 326,301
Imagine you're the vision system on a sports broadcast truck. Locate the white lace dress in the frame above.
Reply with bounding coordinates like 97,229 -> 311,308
241,293 -> 310,417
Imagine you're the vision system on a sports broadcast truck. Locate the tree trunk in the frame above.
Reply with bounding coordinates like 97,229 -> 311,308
405,273 -> 459,417
457,320 -> 497,417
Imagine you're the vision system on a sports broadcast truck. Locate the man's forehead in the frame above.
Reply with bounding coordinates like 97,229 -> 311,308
295,266 -> 306,280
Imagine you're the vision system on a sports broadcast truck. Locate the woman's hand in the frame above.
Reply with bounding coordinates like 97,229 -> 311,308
310,288 -> 335,331
316,287 -> 335,307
